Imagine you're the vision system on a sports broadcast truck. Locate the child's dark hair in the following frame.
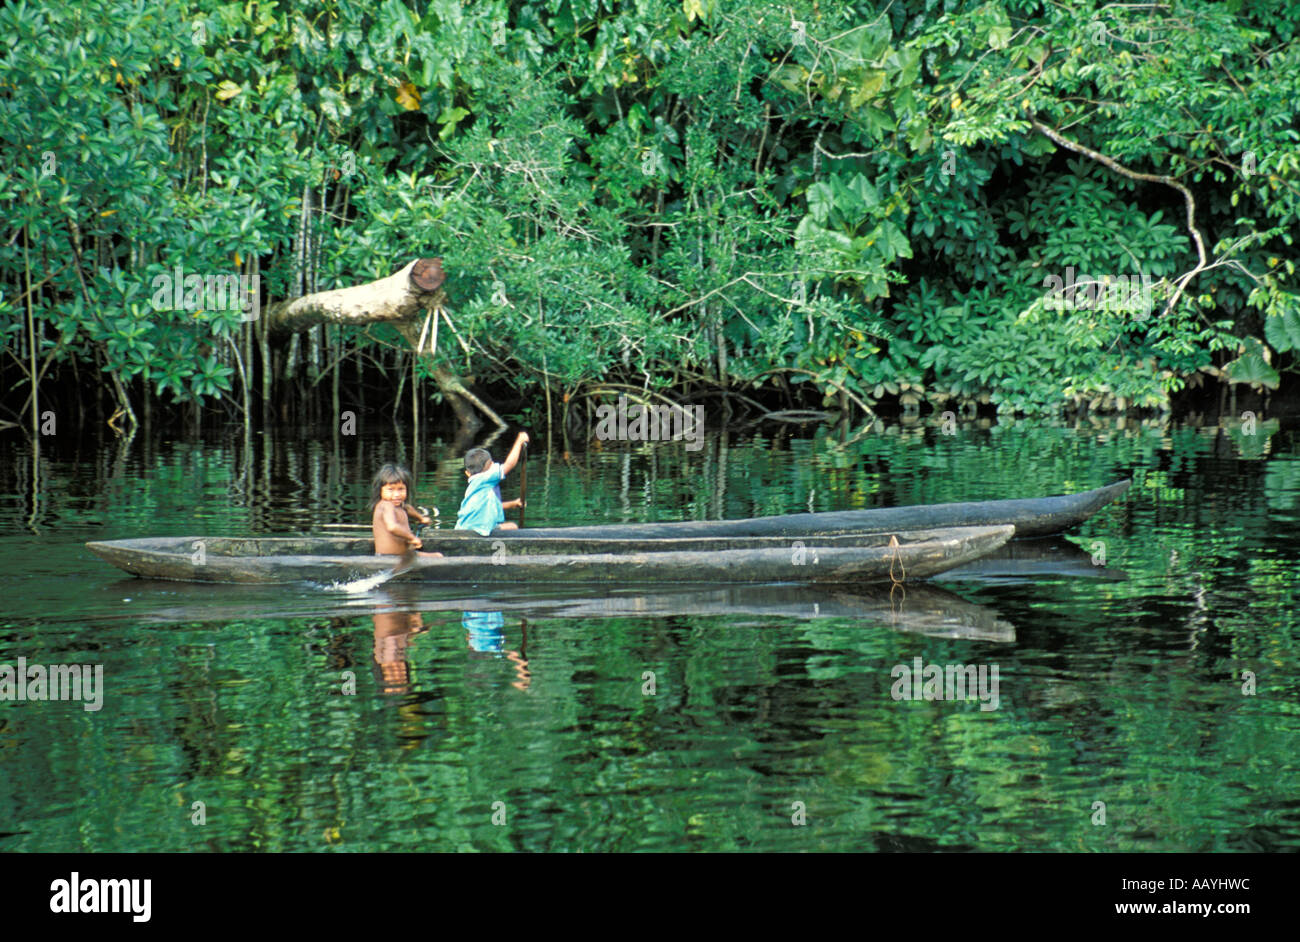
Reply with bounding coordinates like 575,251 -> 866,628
464,448 -> 492,475
369,463 -> 414,511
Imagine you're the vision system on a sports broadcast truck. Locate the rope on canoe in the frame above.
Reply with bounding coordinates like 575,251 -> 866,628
888,534 -> 905,585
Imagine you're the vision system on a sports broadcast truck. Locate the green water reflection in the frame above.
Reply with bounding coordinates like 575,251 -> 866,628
1,418 -> 1297,851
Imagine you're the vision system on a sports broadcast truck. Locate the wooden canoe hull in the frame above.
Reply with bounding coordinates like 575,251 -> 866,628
86,525 -> 1015,586
87,529 -> 998,559
938,536 -> 1128,582
458,479 -> 1131,541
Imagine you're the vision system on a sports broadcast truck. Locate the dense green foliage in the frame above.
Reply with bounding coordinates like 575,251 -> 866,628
2,0 -> 1298,427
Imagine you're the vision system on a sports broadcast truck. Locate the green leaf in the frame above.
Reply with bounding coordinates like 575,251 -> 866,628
1263,307 -> 1300,353
849,70 -> 887,109
438,106 -> 470,140
806,182 -> 834,224
883,221 -> 911,259
861,106 -> 894,136
893,47 -> 921,86
1223,340 -> 1280,389
847,173 -> 879,210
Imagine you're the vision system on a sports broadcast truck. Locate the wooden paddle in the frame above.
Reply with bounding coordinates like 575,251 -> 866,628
518,441 -> 528,528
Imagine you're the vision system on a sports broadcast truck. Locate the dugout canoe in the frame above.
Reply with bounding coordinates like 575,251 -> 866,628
85,525 -> 1014,586
938,536 -> 1128,582
429,479 -> 1131,541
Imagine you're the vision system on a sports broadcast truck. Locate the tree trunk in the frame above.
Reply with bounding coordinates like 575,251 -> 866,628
264,258 -> 502,428
265,258 -> 445,333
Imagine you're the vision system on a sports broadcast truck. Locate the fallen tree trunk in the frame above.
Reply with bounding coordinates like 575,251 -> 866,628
265,257 -> 446,331
263,258 -> 504,428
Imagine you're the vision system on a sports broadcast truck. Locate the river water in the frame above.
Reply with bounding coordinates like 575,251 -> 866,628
1,417 -> 1297,851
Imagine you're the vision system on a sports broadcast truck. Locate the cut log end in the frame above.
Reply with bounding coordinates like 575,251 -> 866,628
411,258 -> 446,292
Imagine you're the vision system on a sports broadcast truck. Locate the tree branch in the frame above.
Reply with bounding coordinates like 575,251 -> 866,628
1030,119 -> 1207,318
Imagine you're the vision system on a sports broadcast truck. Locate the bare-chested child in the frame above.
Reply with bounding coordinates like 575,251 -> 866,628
370,463 -> 442,557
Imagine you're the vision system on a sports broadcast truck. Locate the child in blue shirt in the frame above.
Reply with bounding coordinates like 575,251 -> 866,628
455,432 -> 529,535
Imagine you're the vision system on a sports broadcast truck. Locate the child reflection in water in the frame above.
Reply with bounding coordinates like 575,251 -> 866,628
372,610 -> 531,692
462,611 -> 531,691
372,610 -> 425,694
